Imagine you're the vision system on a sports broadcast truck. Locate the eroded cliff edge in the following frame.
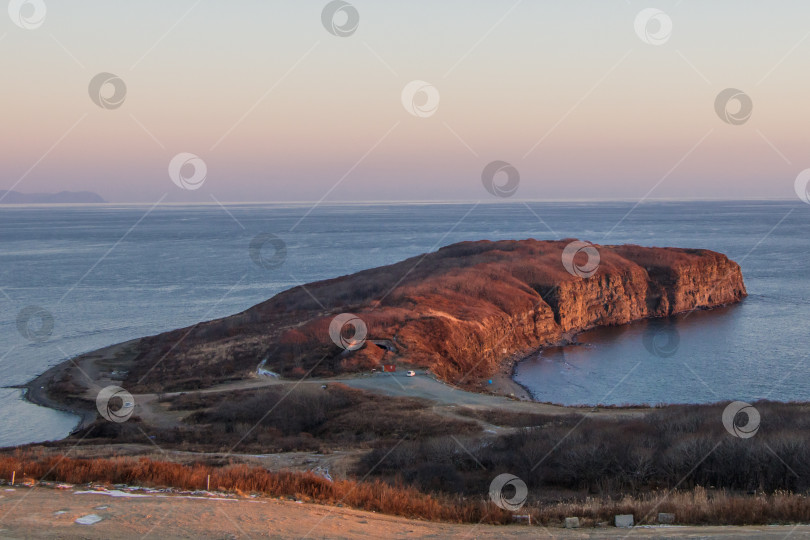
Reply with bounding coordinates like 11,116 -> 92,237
116,239 -> 745,392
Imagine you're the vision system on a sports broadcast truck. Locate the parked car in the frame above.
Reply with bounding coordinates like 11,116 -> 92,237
406,370 -> 416,377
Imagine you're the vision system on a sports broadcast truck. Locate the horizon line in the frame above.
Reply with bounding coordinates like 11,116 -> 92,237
0,196 -> 801,208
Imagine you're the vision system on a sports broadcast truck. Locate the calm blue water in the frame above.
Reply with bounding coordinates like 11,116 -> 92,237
1,201 -> 807,446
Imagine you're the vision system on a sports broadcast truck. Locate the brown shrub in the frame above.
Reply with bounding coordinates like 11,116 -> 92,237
72,384 -> 479,453
0,455 -> 505,524
2,455 -> 810,526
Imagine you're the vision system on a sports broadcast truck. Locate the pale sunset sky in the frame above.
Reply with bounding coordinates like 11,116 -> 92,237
2,1 -> 808,202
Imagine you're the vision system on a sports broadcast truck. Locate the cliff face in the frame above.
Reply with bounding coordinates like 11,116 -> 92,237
126,240 -> 746,391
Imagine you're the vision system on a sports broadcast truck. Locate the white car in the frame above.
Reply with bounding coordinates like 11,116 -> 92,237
406,370 -> 416,377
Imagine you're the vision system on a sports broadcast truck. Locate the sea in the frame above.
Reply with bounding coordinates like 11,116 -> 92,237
1,201 -> 808,447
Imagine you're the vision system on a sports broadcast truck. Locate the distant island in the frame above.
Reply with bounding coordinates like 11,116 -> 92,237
0,190 -> 105,204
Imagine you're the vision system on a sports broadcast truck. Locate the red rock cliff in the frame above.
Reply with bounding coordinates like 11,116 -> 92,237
127,240 -> 746,391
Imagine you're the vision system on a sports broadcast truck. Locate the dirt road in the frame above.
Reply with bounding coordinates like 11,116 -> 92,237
0,486 -> 807,539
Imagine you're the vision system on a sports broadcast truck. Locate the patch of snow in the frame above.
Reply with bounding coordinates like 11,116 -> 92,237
155,495 -> 237,501
75,514 -> 103,525
74,489 -> 151,498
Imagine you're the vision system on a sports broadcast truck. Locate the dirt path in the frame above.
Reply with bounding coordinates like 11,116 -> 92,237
0,487 -> 806,539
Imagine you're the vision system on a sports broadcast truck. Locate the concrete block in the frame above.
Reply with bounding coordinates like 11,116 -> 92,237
615,514 -> 634,528
658,512 -> 675,524
564,517 -> 580,529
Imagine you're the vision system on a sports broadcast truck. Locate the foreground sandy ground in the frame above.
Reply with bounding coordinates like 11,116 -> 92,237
0,487 -> 808,539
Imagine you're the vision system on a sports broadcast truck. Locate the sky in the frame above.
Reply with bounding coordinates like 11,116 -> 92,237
2,0 -> 809,203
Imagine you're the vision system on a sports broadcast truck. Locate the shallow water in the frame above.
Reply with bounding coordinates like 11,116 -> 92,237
1,201 -> 807,445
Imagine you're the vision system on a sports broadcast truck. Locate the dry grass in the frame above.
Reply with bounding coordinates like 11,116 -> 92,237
534,487 -> 810,526
364,401 -> 810,497
0,454 -> 507,524
2,455 -> 809,526
69,384 -> 479,454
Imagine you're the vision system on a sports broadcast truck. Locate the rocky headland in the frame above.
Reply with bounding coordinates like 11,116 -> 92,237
49,239 -> 744,395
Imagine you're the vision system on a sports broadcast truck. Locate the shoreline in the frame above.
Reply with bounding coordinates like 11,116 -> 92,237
13,322 -> 701,450
14,335 -> 657,451
21,340 -> 142,439
15,298 -> 750,447
23,368 -> 95,436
